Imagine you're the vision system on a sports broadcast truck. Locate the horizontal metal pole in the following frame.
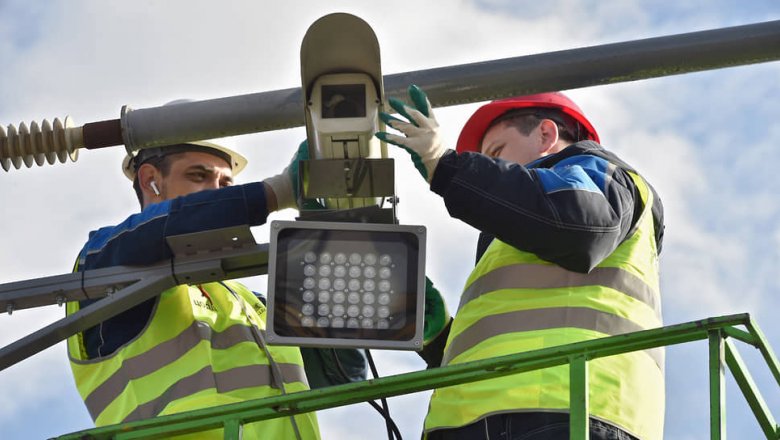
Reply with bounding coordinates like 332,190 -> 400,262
0,274 -> 176,372
117,20 -> 780,150
395,19 -> 780,107
57,314 -> 754,439
0,234 -> 269,314
0,264 -> 163,314
0,229 -> 270,372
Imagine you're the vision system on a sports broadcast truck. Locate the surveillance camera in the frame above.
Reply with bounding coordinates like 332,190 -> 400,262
305,73 -> 386,210
307,73 -> 383,161
299,13 -> 393,217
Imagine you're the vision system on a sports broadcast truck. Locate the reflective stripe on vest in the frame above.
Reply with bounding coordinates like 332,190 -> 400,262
458,265 -> 661,320
81,320 -> 306,421
425,170 -> 664,440
67,281 -> 313,429
442,306 -> 664,369
123,362 -> 305,423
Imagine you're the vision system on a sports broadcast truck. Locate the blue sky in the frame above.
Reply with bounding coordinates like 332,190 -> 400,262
0,1 -> 778,439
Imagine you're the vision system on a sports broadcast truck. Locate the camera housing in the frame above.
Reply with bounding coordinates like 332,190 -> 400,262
300,13 -> 388,213
306,72 -> 382,162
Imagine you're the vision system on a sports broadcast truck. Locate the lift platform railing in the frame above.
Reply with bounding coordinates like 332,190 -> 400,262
52,313 -> 780,440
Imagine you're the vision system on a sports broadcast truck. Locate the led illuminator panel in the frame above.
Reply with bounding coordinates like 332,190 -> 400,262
267,221 -> 426,350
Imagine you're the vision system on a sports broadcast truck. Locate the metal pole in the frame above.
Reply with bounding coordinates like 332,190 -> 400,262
724,339 -> 778,439
569,355 -> 590,440
0,227 -> 269,372
0,274 -> 176,371
3,20 -> 778,168
0,264 -> 162,315
709,330 -> 727,440
114,20 -> 780,150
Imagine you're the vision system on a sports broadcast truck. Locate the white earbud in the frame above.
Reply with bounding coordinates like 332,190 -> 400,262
150,181 -> 161,196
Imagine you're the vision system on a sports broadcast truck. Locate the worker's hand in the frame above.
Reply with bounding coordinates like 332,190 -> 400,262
423,277 -> 451,346
375,85 -> 447,183
263,140 -> 308,211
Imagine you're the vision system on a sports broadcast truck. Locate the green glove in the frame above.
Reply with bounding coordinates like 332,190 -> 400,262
263,140 -> 307,210
263,140 -> 326,211
375,85 -> 448,183
289,140 -> 325,210
288,140 -> 308,202
423,277 -> 450,345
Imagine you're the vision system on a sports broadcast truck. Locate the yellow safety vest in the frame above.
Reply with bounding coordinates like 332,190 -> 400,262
67,280 -> 320,439
425,171 -> 664,440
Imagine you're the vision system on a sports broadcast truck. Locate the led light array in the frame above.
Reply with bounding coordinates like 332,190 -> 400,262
297,251 -> 396,329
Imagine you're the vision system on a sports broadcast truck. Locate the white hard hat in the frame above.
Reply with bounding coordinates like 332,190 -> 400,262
121,100 -> 248,180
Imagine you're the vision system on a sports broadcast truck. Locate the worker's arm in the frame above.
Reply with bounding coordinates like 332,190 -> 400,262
73,184 -> 274,359
376,85 -> 654,273
430,143 -> 640,273
300,348 -> 368,388
78,182 -> 271,270
78,140 -> 310,270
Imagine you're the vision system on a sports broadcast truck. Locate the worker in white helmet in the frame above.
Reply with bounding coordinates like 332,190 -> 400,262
66,118 -> 365,438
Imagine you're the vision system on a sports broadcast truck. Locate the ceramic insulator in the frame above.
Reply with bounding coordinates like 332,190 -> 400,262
0,116 -> 82,171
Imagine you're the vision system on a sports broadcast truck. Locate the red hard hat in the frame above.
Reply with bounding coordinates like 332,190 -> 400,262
456,92 -> 600,154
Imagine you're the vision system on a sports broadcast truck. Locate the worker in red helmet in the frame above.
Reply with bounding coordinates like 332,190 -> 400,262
377,85 -> 665,440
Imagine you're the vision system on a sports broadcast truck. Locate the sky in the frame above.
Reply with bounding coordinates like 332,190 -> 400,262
0,1 -> 779,439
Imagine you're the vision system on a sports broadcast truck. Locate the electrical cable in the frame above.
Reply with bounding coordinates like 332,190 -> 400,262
366,349 -> 402,440
331,348 -> 402,440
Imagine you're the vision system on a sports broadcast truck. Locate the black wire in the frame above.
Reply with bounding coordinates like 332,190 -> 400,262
331,349 -> 401,440
366,349 -> 401,440
331,348 -> 402,440
366,400 -> 402,439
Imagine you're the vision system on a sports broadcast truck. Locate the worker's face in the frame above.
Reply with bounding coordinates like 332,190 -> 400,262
480,121 -> 546,166
157,151 -> 234,201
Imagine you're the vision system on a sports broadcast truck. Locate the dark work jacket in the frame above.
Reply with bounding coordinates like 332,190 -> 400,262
76,182 -> 365,388
430,141 -> 664,270
417,141 -> 665,369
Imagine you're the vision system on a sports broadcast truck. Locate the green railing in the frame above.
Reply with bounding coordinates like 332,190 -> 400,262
58,313 -> 780,440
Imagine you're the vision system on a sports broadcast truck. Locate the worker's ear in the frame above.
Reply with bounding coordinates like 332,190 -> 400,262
137,163 -> 163,199
537,119 -> 560,155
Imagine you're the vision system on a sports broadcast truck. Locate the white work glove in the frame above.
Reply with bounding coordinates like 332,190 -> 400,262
375,85 -> 448,183
262,141 -> 307,211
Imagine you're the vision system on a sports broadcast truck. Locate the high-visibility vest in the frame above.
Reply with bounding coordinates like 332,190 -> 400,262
424,171 -> 664,440
67,280 -> 320,439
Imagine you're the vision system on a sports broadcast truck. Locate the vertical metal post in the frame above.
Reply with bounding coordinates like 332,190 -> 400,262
223,419 -> 242,440
709,330 -> 726,440
570,355 -> 590,440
